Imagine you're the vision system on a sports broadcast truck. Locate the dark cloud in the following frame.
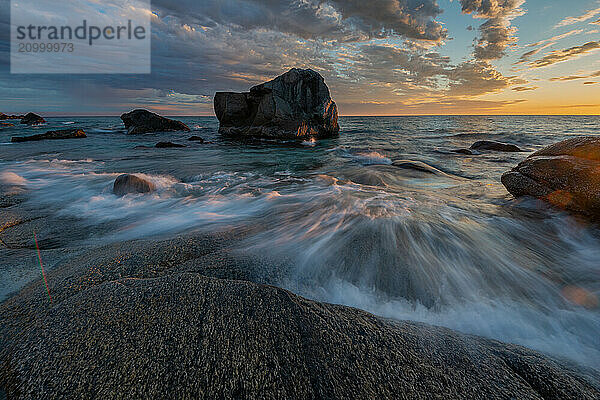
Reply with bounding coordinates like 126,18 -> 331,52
153,0 -> 447,42
530,41 -> 600,68
459,0 -> 524,60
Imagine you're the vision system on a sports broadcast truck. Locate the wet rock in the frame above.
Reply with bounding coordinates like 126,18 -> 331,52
120,109 -> 191,135
502,137 -> 600,217
20,113 -> 45,125
187,136 -> 205,142
214,68 -> 339,139
1,265 -> 598,399
0,122 -> 14,128
392,160 -> 444,175
113,174 -> 155,196
0,114 -> 23,120
453,148 -> 475,155
471,140 -> 523,152
11,129 -> 86,143
155,142 -> 186,148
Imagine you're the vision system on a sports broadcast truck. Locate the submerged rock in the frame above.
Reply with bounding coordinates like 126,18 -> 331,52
113,174 -> 155,196
214,68 -> 339,139
187,136 -> 205,142
11,129 -> 86,142
120,109 -> 191,135
155,141 -> 186,148
471,140 -> 523,152
453,148 -> 475,155
20,113 -> 45,125
502,137 -> 600,217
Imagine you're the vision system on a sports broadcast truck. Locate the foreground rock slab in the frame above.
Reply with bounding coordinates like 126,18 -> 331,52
113,174 -> 155,196
502,136 -> 600,217
120,109 -> 191,134
11,129 -> 86,142
0,238 -> 597,399
214,68 -> 339,139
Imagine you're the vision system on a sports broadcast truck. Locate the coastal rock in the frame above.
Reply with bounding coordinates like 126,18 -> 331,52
0,122 -> 14,128
453,148 -> 475,155
20,113 -> 45,125
155,141 -> 186,148
11,129 -> 86,143
187,136 -> 205,142
1,113 -> 24,120
502,137 -> 600,217
120,109 -> 191,135
214,68 -> 339,139
1,256 -> 598,400
471,140 -> 523,152
113,174 -> 155,196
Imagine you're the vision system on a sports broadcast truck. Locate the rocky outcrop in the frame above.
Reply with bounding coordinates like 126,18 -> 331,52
0,113 -> 24,120
502,137 -> 600,217
11,129 -> 86,142
120,109 -> 191,135
155,141 -> 186,148
471,140 -> 523,152
214,68 -> 339,139
20,113 -> 45,125
113,174 -> 155,196
0,122 -> 14,128
1,233 -> 598,400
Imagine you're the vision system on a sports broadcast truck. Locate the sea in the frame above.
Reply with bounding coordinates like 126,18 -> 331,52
1,115 -> 599,369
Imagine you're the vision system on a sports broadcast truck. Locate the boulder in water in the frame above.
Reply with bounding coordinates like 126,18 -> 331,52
120,109 -> 191,135
113,174 -> 155,196
502,136 -> 600,217
11,129 -> 86,142
155,141 -> 186,148
214,68 -> 339,139
20,113 -> 45,125
471,140 -> 523,152
187,136 -> 205,142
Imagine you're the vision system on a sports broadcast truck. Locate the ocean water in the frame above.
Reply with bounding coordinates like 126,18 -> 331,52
1,115 -> 599,369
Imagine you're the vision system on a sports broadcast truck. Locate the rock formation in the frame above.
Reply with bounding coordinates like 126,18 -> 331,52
155,141 -> 186,148
214,68 -> 339,139
11,129 -> 86,142
120,110 -> 191,135
502,137 -> 600,217
20,113 -> 45,125
113,174 -> 155,196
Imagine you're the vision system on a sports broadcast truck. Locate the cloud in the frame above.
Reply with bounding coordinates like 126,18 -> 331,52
555,7 -> 600,28
550,70 -> 600,81
516,29 -> 584,64
152,0 -> 447,42
458,0 -> 525,60
530,41 -> 600,68
511,86 -> 538,91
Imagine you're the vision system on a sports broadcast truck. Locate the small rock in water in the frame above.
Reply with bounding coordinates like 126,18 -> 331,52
155,142 -> 186,148
20,113 -> 46,125
187,136 -> 205,142
502,136 -> 600,217
453,148 -> 475,155
11,129 -> 86,142
392,160 -> 443,175
470,140 -> 523,152
113,174 -> 155,196
120,109 -> 191,134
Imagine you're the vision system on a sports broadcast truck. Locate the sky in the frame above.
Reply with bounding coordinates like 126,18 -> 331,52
0,0 -> 599,116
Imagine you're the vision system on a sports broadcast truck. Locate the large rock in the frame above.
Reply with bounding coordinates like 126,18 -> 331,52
155,141 -> 186,148
11,129 -> 86,142
20,113 -> 45,125
113,174 -> 155,196
502,137 -> 600,216
120,109 -> 191,135
214,68 -> 339,139
0,236 -> 598,399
